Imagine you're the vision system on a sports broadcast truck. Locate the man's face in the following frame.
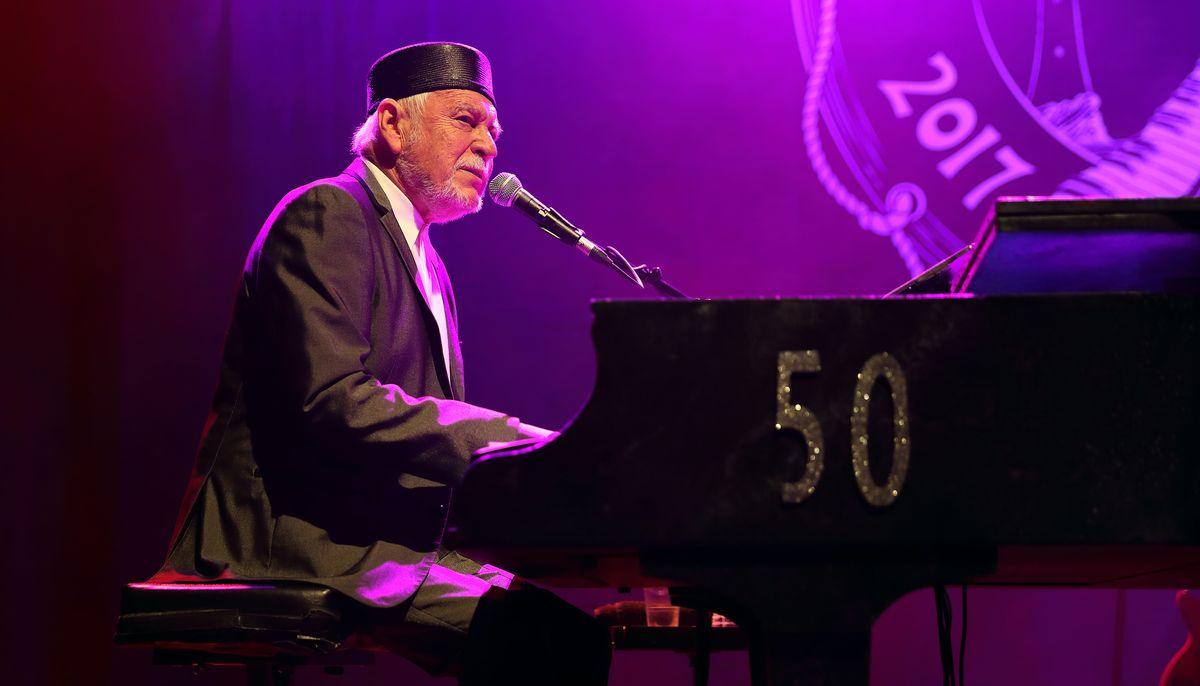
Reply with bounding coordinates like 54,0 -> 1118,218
396,89 -> 501,224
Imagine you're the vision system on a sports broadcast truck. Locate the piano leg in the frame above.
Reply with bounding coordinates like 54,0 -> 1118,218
693,609 -> 712,686
748,628 -> 870,686
642,550 -> 994,686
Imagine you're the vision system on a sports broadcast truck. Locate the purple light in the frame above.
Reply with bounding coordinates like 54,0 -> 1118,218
128,582 -> 272,591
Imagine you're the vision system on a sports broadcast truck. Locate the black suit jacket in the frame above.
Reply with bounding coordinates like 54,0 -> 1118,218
153,158 -> 523,607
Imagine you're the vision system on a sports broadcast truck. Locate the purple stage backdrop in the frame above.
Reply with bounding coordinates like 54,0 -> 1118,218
4,1 -> 1196,684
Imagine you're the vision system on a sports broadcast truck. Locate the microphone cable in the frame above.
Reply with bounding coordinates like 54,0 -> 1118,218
934,584 -> 969,686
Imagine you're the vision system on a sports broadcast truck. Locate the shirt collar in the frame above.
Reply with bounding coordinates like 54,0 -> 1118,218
362,157 -> 429,257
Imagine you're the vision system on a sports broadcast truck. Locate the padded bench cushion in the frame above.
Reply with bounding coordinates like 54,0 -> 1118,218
115,581 -> 359,655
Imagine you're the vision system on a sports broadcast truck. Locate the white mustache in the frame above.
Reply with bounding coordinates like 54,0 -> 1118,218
457,159 -> 489,176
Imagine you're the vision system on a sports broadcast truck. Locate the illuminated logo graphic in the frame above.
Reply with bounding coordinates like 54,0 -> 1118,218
793,0 -> 1200,275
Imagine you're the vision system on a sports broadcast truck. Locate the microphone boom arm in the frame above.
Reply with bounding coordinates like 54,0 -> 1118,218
489,171 -> 686,294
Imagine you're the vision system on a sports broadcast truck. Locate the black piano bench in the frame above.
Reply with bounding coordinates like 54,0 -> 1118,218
114,581 -> 376,686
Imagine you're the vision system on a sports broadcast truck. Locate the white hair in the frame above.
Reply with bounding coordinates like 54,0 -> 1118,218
349,92 -> 430,155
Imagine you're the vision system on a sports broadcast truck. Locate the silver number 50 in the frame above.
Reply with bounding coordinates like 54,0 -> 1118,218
777,351 -> 911,507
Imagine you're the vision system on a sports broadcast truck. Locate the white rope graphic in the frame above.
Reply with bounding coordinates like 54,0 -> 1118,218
799,0 -> 928,276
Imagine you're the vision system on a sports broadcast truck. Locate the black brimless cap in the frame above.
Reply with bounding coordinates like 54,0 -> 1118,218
365,42 -> 495,117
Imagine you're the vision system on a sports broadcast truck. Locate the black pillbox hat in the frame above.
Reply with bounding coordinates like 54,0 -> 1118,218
366,42 -> 495,117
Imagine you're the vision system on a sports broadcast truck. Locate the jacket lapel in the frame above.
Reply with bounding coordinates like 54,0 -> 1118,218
342,158 -> 457,400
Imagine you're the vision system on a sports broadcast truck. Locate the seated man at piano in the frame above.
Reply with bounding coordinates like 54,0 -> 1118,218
149,42 -> 612,685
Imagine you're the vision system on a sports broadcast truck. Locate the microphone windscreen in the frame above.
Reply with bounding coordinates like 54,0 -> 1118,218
488,172 -> 523,207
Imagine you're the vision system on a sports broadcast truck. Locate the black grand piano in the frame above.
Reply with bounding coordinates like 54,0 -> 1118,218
451,198 -> 1200,685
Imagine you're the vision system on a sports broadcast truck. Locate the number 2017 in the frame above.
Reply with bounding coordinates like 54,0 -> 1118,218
877,52 -> 1036,210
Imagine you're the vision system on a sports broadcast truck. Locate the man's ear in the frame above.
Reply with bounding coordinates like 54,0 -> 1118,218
376,99 -> 409,155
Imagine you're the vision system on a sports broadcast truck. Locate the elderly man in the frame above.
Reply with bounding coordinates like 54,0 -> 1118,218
151,43 -> 611,684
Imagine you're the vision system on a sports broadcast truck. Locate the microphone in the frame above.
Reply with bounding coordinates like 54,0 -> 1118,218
487,172 -> 619,270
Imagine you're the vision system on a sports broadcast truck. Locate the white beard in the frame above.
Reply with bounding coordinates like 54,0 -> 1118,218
396,151 -> 483,224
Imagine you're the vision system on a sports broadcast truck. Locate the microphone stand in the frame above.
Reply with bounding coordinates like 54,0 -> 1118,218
532,217 -> 691,300
592,240 -> 691,300
633,264 -> 690,300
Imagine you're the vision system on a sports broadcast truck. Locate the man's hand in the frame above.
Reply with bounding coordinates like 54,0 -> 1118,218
516,422 -> 559,442
476,424 -> 559,461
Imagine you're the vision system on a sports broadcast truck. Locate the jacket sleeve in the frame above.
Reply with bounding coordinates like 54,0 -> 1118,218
246,182 -> 523,484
